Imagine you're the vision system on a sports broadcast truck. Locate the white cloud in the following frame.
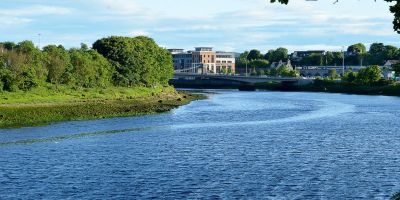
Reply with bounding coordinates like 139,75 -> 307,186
0,5 -> 72,16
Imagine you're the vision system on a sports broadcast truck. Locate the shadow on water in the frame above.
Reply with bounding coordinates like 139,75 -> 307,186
0,127 -> 157,147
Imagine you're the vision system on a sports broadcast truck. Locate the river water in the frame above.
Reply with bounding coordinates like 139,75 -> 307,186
1,90 -> 400,199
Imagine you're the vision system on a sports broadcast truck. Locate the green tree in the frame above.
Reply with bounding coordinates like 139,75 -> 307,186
247,49 -> 263,61
257,69 -> 265,76
368,43 -> 385,65
384,45 -> 399,60
265,47 -> 288,63
0,63 -> 16,91
276,64 -> 296,77
0,42 -> 16,51
347,43 -> 366,55
93,36 -> 173,86
328,69 -> 338,80
248,59 -> 270,68
68,49 -> 113,88
356,65 -> 382,85
343,70 -> 357,83
42,45 -> 71,84
15,40 -> 48,86
301,53 -> 324,66
392,63 -> 400,76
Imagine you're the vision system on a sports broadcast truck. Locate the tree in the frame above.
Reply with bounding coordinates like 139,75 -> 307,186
384,45 -> 399,60
328,69 -> 338,80
364,44 -> 400,65
343,70 -> 357,83
68,49 -> 113,88
392,63 -> 400,76
257,69 -> 265,76
248,59 -> 270,68
301,53 -> 324,66
276,64 -> 295,77
347,43 -> 366,55
93,36 -> 173,87
42,45 -> 70,84
15,40 -> 48,85
247,49 -> 263,61
265,47 -> 288,63
0,63 -> 16,92
0,42 -> 16,51
356,65 -> 382,85
270,0 -> 400,34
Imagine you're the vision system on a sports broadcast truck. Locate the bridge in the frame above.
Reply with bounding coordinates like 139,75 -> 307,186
170,73 -> 313,90
173,73 -> 301,83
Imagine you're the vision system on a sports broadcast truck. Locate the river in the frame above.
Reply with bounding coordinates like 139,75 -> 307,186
1,90 -> 400,199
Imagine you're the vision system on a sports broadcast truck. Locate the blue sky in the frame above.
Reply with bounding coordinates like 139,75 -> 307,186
1,0 -> 399,53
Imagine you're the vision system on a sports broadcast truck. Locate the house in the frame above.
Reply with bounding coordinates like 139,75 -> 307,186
383,60 -> 400,69
270,60 -> 292,69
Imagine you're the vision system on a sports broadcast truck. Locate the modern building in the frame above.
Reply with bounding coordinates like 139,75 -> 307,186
169,47 -> 235,74
168,49 -> 193,70
216,51 -> 236,74
191,47 -> 216,74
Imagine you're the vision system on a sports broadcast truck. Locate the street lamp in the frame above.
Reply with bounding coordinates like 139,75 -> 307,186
38,33 -> 42,49
245,59 -> 248,77
342,46 -> 345,76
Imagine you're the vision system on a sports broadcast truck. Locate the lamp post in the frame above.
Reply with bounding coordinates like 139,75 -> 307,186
38,33 -> 42,49
245,59 -> 248,77
342,46 -> 345,76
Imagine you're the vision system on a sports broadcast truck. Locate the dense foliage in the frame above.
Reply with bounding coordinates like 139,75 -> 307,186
0,36 -> 173,92
93,36 -> 173,87
237,42 -> 400,72
343,65 -> 384,85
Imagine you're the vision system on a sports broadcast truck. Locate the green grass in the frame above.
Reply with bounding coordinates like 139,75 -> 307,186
0,85 -> 205,128
0,85 -> 177,104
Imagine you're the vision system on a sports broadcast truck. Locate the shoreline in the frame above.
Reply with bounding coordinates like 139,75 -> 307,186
254,81 -> 400,97
172,81 -> 400,97
0,87 -> 206,129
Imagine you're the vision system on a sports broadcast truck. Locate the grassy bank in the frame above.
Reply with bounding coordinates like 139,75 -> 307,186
256,81 -> 400,96
0,85 -> 205,128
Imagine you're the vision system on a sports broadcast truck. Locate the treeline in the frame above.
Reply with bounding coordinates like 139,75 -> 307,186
302,43 -> 400,66
0,36 -> 173,92
237,42 -> 400,69
236,48 -> 298,77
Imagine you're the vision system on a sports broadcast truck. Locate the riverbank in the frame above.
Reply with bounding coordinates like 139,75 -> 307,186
255,80 -> 400,96
0,86 -> 205,128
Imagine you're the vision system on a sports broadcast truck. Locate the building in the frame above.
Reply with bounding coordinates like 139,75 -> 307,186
384,60 -> 400,69
191,47 -> 216,74
168,49 -> 193,71
270,60 -> 292,69
216,51 -> 236,74
169,47 -> 235,74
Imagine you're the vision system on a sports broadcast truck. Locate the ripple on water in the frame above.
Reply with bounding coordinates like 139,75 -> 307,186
0,91 -> 400,199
